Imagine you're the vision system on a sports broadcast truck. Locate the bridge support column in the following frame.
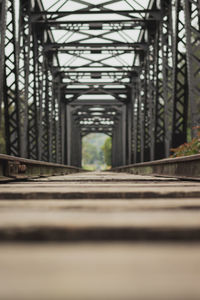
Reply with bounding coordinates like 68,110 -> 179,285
0,0 -> 7,129
161,0 -> 173,157
184,0 -> 200,137
3,0 -> 21,157
172,0 -> 188,149
112,106 -> 126,168
126,95 -> 133,165
132,76 -> 140,163
60,100 -> 66,165
154,22 -> 165,160
66,105 -> 82,167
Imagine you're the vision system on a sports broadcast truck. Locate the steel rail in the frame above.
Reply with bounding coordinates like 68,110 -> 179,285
111,154 -> 200,180
0,154 -> 83,182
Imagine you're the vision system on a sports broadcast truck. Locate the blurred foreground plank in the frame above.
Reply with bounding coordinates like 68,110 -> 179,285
0,172 -> 200,299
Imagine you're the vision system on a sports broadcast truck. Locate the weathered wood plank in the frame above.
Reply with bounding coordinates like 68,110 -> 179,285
0,243 -> 200,300
1,185 -> 200,199
0,171 -> 200,299
0,201 -> 200,241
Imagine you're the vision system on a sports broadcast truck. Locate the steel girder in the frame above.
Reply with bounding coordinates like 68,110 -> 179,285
133,0 -> 191,162
0,0 -> 7,127
132,76 -> 140,163
1,0 -> 65,163
19,0 -> 38,159
172,0 -> 188,149
161,0 -> 173,157
3,0 -> 20,156
184,0 -> 200,136
137,24 -> 157,162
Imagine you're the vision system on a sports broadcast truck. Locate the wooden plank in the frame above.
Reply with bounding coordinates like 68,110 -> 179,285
0,171 -> 200,299
32,172 -> 178,182
0,197 -> 200,241
0,198 -> 200,210
0,243 -> 200,300
0,172 -> 199,200
1,183 -> 200,199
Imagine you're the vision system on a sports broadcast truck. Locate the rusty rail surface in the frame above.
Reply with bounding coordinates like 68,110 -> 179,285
111,154 -> 200,180
0,154 -> 83,182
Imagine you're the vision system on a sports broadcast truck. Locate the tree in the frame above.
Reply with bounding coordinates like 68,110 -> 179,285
101,137 -> 112,166
82,141 -> 99,165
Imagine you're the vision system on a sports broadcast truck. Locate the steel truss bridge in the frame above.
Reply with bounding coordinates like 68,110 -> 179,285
0,0 -> 200,167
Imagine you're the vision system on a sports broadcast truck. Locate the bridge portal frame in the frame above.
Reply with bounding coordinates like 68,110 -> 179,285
0,0 -> 200,167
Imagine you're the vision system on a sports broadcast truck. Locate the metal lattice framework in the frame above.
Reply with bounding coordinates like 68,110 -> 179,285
0,0 -> 200,167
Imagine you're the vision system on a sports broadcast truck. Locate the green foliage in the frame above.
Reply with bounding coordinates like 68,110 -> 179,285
82,141 -> 101,165
82,164 -> 98,171
171,127 -> 200,157
82,133 -> 108,169
82,133 -> 112,170
101,137 -> 112,166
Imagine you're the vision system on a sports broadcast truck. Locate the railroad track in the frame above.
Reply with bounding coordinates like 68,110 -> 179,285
0,155 -> 200,299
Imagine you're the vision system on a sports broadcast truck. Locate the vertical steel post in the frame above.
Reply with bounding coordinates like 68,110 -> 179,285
132,76 -> 140,163
55,77 -> 62,164
60,92 -> 66,164
138,50 -> 151,162
139,70 -> 144,163
18,0 -> 39,159
0,0 -> 7,127
126,89 -> 133,164
143,62 -> 151,162
33,32 -> 45,161
146,27 -> 157,161
161,0 -> 174,156
154,21 -> 165,159
184,0 -> 200,136
51,74 -> 56,163
172,0 -> 188,149
138,51 -> 151,162
47,66 -> 53,162
4,0 -> 21,156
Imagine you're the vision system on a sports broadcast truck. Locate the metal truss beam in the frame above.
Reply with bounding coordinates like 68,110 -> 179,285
184,0 -> 200,135
4,0 -> 21,156
0,0 -> 7,126
172,0 -> 188,149
31,9 -> 160,16
60,72 -> 135,75
55,66 -> 140,69
65,88 -> 127,93
44,43 -> 147,50
71,100 -> 122,106
161,0 -> 173,157
19,0 -> 38,159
